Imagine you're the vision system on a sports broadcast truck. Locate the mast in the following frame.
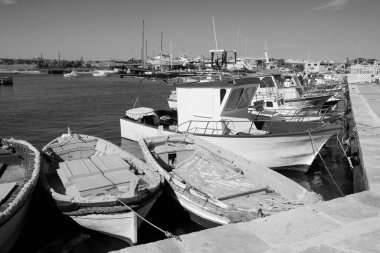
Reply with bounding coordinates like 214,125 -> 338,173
141,20 -> 145,66
212,16 -> 218,50
170,41 -> 173,69
245,38 -> 248,57
160,32 -> 163,56
236,29 -> 240,56
264,41 -> 270,69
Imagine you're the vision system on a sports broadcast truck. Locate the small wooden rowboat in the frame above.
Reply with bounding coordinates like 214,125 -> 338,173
0,138 -> 40,252
139,133 -> 321,228
0,77 -> 13,86
41,129 -> 162,245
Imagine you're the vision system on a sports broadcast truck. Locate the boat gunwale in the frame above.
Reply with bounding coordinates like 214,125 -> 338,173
40,134 -> 163,214
0,139 -> 40,226
120,116 -> 341,138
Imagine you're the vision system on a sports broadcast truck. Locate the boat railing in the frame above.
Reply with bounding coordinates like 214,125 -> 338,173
248,103 -> 342,124
177,120 -> 263,135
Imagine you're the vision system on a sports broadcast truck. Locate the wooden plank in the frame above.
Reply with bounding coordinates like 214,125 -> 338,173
0,182 -> 17,203
153,144 -> 195,155
58,155 -> 139,197
63,160 -> 90,177
175,154 -> 265,200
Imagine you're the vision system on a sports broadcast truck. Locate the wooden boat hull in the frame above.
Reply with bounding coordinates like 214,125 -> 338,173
0,77 -> 13,85
172,191 -> 228,228
41,132 -> 162,245
0,139 -> 40,252
0,196 -> 32,252
140,134 -> 322,229
72,197 -> 157,245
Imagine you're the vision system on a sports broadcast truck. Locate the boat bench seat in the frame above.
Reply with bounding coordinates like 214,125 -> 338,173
57,155 -> 141,197
152,144 -> 194,155
52,140 -> 98,160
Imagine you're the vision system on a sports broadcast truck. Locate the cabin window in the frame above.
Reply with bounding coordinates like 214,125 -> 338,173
220,89 -> 226,104
224,88 -> 244,111
260,77 -> 275,88
237,87 -> 256,109
266,101 -> 274,107
273,75 -> 283,87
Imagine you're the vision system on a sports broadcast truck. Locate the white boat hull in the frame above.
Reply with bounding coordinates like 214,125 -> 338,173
71,199 -> 157,245
120,117 -> 175,142
121,118 -> 337,172
285,95 -> 331,108
196,129 -> 336,171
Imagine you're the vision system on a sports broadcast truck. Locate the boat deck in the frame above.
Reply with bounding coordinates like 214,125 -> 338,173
0,149 -> 25,212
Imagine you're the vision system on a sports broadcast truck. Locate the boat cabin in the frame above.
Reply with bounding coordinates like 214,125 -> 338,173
176,77 -> 261,134
255,74 -> 302,100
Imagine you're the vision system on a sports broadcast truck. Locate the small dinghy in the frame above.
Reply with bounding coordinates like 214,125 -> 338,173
0,138 -> 40,252
41,129 -> 162,245
139,133 -> 321,228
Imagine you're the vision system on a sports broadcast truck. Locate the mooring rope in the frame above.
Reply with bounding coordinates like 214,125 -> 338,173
308,131 -> 345,197
335,134 -> 354,170
116,199 -> 182,241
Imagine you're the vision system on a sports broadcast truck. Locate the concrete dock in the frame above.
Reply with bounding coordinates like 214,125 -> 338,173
116,83 -> 380,253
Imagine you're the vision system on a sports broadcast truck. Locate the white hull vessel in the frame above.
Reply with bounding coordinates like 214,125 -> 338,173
72,199 -> 156,244
121,76 -> 341,173
121,117 -> 338,171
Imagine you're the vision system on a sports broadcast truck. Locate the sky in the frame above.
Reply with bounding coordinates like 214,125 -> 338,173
0,0 -> 379,62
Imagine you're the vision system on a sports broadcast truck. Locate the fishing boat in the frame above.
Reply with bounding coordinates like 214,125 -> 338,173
63,70 -> 92,78
120,77 -> 341,172
139,133 -> 321,228
92,70 -> 113,77
248,93 -> 339,122
254,74 -> 333,108
0,138 -> 40,252
0,77 -> 13,85
40,129 -> 162,245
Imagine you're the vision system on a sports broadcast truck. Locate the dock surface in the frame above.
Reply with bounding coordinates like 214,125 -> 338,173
115,83 -> 380,253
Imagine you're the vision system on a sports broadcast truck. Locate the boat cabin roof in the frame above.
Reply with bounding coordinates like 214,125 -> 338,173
126,107 -> 157,120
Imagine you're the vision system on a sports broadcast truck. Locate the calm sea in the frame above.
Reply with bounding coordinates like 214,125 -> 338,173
0,74 -> 352,252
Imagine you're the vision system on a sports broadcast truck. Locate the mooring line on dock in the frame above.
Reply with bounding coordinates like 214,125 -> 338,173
116,199 -> 182,242
336,134 -> 354,170
308,131 -> 345,197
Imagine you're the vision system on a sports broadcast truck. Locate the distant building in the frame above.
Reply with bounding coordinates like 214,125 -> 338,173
304,60 -> 334,73
285,59 -> 305,65
350,64 -> 380,75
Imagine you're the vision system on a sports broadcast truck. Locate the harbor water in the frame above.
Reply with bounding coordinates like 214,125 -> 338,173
0,74 -> 352,252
